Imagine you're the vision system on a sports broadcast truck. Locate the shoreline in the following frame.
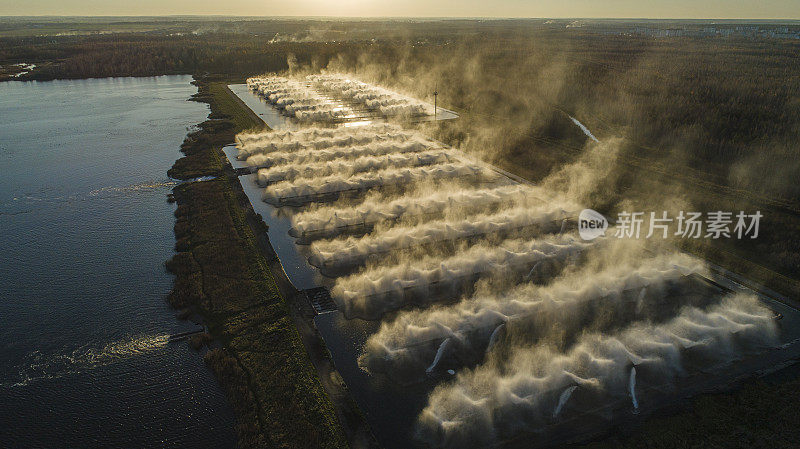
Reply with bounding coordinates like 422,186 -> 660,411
165,76 -> 365,448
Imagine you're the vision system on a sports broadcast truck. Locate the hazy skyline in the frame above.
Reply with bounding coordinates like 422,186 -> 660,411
1,0 -> 798,19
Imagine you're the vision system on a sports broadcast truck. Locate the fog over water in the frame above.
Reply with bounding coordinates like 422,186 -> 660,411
0,76 -> 236,447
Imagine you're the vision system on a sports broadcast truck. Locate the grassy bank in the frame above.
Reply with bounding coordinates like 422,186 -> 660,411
166,78 -> 348,449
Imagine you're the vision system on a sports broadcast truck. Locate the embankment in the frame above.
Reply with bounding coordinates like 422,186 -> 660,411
165,77 -> 349,449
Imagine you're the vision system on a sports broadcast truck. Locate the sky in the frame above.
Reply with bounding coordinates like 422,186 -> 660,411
1,0 -> 798,19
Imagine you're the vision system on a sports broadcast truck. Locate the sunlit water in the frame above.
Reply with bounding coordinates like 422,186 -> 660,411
0,76 -> 236,447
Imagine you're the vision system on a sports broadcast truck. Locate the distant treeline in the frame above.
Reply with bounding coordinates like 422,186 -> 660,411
0,33 -> 357,79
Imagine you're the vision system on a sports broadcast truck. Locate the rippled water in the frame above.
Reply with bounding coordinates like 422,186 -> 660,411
0,76 -> 236,448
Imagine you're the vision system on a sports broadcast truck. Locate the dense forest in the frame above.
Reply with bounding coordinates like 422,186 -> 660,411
0,34 -> 342,79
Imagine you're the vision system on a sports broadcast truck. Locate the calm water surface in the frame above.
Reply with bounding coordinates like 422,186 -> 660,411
0,76 -> 236,448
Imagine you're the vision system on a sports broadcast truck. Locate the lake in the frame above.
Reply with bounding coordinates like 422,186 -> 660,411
0,76 -> 236,448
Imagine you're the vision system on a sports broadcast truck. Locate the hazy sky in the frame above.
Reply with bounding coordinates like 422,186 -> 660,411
1,0 -> 798,19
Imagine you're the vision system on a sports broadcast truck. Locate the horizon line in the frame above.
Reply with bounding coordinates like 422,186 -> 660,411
1,15 -> 800,21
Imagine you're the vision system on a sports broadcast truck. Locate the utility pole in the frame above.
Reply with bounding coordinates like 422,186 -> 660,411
433,86 -> 438,121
